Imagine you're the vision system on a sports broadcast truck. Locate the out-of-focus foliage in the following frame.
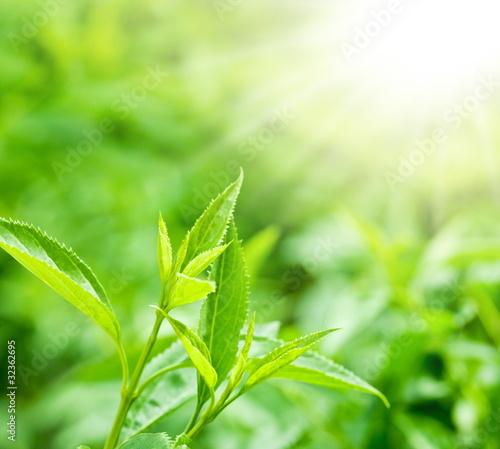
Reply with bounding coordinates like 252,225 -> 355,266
0,0 -> 499,448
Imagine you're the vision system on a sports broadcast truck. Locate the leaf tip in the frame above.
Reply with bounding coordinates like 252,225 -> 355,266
237,166 -> 244,182
379,392 -> 391,408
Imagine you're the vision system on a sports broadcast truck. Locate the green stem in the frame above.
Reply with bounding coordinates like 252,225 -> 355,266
186,388 -> 239,439
186,415 -> 207,439
104,271 -> 179,449
183,400 -> 204,435
135,361 -> 192,399
185,404 -> 213,439
116,342 -> 129,397
209,393 -> 240,422
104,310 -> 165,449
104,393 -> 134,449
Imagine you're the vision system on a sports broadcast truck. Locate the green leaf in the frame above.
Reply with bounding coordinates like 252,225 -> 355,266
199,220 -> 249,400
247,335 -> 389,407
0,218 -> 120,342
167,274 -> 216,311
173,232 -> 190,275
182,243 -> 230,278
121,342 -> 195,442
162,313 -> 217,389
173,434 -> 193,448
119,433 -> 172,449
229,313 -> 255,388
76,446 -> 91,449
183,170 -> 243,266
272,352 -> 390,407
158,213 -> 173,282
242,329 -> 337,392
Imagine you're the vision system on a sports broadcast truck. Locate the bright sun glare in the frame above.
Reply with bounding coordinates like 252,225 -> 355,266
344,0 -> 500,103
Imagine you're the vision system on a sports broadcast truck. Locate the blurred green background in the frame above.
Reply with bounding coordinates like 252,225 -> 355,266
1,0 -> 500,448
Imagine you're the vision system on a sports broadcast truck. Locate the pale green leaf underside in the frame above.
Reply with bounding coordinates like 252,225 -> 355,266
273,359 -> 390,407
244,329 -> 337,391
158,213 -> 173,282
247,335 -> 389,407
168,274 -> 216,310
121,342 -> 195,442
119,433 -> 172,449
167,316 -> 217,389
199,220 -> 249,400
183,170 -> 243,265
0,218 -> 120,342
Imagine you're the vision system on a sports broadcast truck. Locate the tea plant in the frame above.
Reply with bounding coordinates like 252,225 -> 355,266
0,171 -> 387,449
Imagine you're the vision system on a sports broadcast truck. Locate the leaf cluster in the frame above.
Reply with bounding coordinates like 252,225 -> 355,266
0,170 -> 387,449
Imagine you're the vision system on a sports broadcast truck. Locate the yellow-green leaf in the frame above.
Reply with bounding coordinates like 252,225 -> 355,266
182,243 -> 230,278
167,274 -> 216,311
229,313 -> 256,388
242,329 -> 338,392
183,170 -> 243,267
164,314 -> 218,389
0,218 -> 120,343
247,335 -> 389,407
173,232 -> 190,275
158,213 -> 173,283
272,355 -> 390,407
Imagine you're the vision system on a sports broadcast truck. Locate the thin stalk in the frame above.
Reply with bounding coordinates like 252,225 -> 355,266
104,272 -> 179,449
182,379 -> 217,435
103,394 -> 134,449
185,412 -> 208,439
104,310 -> 165,449
183,399 -> 204,435
135,361 -> 192,399
186,389 -> 235,439
116,342 -> 129,398
185,400 -> 214,439
209,393 -> 240,422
